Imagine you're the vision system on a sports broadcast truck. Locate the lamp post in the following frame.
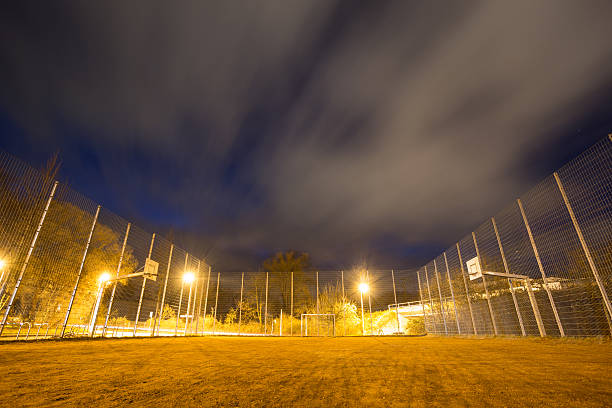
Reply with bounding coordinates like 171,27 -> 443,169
176,272 -> 195,336
89,272 -> 111,336
358,283 -> 369,335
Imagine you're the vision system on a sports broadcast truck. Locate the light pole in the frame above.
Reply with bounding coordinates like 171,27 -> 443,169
359,283 -> 369,335
176,271 -> 195,336
89,272 -> 111,336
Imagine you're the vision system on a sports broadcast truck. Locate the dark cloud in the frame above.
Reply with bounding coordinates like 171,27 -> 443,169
1,1 -> 612,269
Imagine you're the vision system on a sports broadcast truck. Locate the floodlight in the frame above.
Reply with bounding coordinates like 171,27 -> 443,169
183,271 -> 195,284
99,272 -> 111,283
358,283 -> 369,294
0,259 -> 5,270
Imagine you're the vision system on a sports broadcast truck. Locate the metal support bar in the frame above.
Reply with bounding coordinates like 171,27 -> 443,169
391,269 -> 401,334
443,253 -> 461,334
155,244 -> 174,336
473,232 -> 498,335
194,260 -> 203,335
213,271 -> 219,334
456,243 -> 477,335
175,283 -> 184,336
554,172 -> 612,332
366,270 -> 373,335
290,271 -> 294,336
492,217 -> 526,336
0,181 -> 58,336
203,266 -> 211,333
433,259 -> 448,334
423,266 -> 437,333
416,269 -> 427,325
316,271 -> 320,336
238,272 -> 244,335
524,279 -> 546,337
517,198 -> 564,336
102,222 -> 131,336
341,270 -> 346,336
184,279 -> 193,336
61,205 -> 100,337
133,233 -> 155,336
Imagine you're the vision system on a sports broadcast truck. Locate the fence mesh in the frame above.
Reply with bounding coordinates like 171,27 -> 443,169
1,135 -> 612,339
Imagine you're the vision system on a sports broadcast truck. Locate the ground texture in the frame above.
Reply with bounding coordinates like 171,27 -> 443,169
0,336 -> 610,407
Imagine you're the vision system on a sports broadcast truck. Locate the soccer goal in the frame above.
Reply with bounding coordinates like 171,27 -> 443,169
300,314 -> 336,337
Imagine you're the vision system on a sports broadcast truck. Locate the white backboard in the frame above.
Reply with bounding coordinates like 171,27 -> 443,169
144,257 -> 159,281
466,257 -> 482,280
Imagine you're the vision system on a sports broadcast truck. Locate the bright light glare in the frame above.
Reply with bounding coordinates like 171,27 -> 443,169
0,259 -> 5,270
358,283 -> 369,293
183,271 -> 195,284
99,272 -> 111,283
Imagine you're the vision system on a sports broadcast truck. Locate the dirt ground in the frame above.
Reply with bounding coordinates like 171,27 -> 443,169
0,336 -> 610,407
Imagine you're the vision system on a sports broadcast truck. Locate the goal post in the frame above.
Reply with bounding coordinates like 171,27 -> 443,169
300,314 -> 336,337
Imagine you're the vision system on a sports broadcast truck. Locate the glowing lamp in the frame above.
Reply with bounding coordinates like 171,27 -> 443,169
358,283 -> 369,294
183,271 -> 195,284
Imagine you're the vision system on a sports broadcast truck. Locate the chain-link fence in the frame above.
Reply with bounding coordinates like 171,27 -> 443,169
1,135 -> 612,340
419,135 -> 612,337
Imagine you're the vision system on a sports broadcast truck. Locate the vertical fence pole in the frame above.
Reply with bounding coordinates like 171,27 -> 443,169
280,309 -> 283,336
491,217 -> 526,336
61,205 -> 101,337
290,271 -> 294,337
517,199 -> 564,336
175,252 -> 189,336
423,266 -> 437,333
443,253 -> 461,334
416,269 -> 428,331
189,264 -> 199,335
473,232 -> 498,335
133,233 -> 155,337
0,181 -> 58,336
238,272 -> 244,335
184,279 -> 193,336
524,278 -> 546,337
391,269 -> 401,334
433,260 -> 448,335
366,270 -> 373,335
341,270 -> 346,336
316,271 -> 320,336
264,271 -> 269,335
213,271 -> 219,335
194,260 -> 202,335
554,172 -> 612,331
155,243 -> 173,336
203,266 -> 211,334
456,243 -> 477,335
103,222 -> 131,336
175,282 -> 184,336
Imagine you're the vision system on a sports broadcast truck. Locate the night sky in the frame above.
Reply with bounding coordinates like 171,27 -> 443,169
1,1 -> 612,270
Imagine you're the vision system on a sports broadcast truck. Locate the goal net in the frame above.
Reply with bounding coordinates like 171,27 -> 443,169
300,314 -> 336,337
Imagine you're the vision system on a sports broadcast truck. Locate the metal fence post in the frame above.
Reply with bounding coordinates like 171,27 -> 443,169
416,269 -> 428,327
316,271 -> 320,336
366,270 -> 373,335
473,232 -> 498,335
194,260 -> 202,335
443,253 -> 461,334
0,180 -> 58,336
264,271 -> 269,335
238,272 -> 244,335
341,270 -> 346,336
155,243 -> 173,336
184,275 -> 194,336
189,263 -> 200,335
423,266 -> 437,333
61,205 -> 100,337
290,271 -> 294,336
133,233 -> 155,336
203,266 -> 211,333
456,243 -> 477,335
213,271 -> 219,334
175,252 -> 189,336
391,269 -> 401,334
102,222 -> 131,336
524,278 -> 546,337
554,172 -> 612,332
433,259 -> 448,335
517,199 -> 564,336
491,217 -> 526,336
